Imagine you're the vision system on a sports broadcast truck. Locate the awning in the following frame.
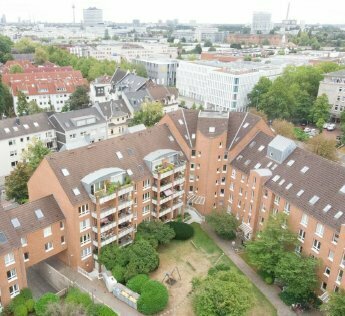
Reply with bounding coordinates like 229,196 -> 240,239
164,189 -> 173,197
239,222 -> 253,236
187,193 -> 205,205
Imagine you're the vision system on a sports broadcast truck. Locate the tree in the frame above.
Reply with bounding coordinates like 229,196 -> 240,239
126,274 -> 149,294
0,76 -> 15,117
14,38 -> 37,53
136,221 -> 175,248
34,293 -> 59,316
275,252 -> 318,304
248,108 -> 268,122
194,44 -> 202,54
272,119 -> 296,139
87,304 -> 118,316
245,214 -> 297,276
310,94 -> 330,131
5,139 -> 51,203
206,209 -> 238,240
247,77 -> 272,108
16,91 -> 30,116
208,46 -> 216,52
34,47 -> 48,65
65,85 -> 90,111
9,64 -> 24,74
0,34 -> 13,63
167,222 -> 194,240
204,40 -> 212,47
321,290 -> 345,316
307,134 -> 337,161
103,29 -> 111,40
130,102 -> 164,127
27,100 -> 43,114
193,269 -> 254,316
4,162 -> 31,204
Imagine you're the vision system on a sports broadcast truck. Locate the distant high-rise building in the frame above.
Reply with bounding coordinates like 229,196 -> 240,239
251,11 -> 272,34
83,7 -> 103,26
1,14 -> 6,24
133,19 -> 140,27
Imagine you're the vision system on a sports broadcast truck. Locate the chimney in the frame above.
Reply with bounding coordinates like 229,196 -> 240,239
15,117 -> 20,125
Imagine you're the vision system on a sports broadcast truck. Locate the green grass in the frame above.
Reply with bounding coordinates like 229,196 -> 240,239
190,223 -> 277,316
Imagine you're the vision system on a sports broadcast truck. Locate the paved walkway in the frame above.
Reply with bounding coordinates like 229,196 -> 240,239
201,223 -> 295,316
47,259 -> 141,316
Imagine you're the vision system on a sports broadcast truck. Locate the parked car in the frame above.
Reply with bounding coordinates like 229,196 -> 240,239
323,123 -> 329,129
327,124 -> 336,131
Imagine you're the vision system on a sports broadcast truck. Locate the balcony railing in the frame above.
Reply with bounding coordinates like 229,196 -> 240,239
152,207 -> 172,218
92,221 -> 117,234
173,190 -> 184,199
118,199 -> 133,211
91,183 -> 133,205
92,206 -> 117,219
118,213 -> 133,225
172,201 -> 183,211
153,160 -> 186,180
118,226 -> 134,238
119,237 -> 134,248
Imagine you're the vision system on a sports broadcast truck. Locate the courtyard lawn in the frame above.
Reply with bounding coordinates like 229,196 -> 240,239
150,223 -> 277,316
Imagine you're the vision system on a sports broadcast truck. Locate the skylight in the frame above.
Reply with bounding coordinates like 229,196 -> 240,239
258,145 -> 265,152
287,160 -> 295,166
309,195 -> 320,205
0,232 -> 7,244
35,209 -> 44,219
192,133 -> 196,139
254,163 -> 261,169
127,169 -> 133,176
13,126 -> 18,131
243,122 -> 249,129
272,175 -> 280,182
323,204 -> 332,213
23,124 -> 29,129
271,164 -> 278,170
116,151 -> 123,159
279,179 -> 286,186
267,162 -> 272,168
178,119 -> 184,125
61,168 -> 70,176
249,141 -> 256,148
33,122 -> 39,127
209,127 -> 215,133
339,185 -> 345,194
236,155 -> 243,161
297,190 -> 304,197
4,128 -> 10,133
73,188 -> 80,196
168,135 -> 174,142
11,218 -> 21,228
334,211 -> 343,219
301,166 -> 309,173
285,183 -> 293,190
244,159 -> 251,166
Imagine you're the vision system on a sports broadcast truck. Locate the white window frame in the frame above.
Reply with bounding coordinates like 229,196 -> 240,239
300,213 -> 308,227
4,253 -> 15,266
44,241 -> 53,252
43,226 -> 52,238
9,284 -> 20,298
315,223 -> 324,238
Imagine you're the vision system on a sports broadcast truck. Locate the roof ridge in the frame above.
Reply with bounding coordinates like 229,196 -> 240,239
227,112 -> 249,151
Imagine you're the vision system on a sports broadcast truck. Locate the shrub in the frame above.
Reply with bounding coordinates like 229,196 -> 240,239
208,263 -> 231,276
66,287 -> 92,308
206,210 -> 238,240
112,265 -> 126,283
18,288 -> 32,301
34,293 -> 59,316
25,299 -> 35,313
136,221 -> 175,248
13,305 -> 27,316
126,274 -> 149,294
137,280 -> 169,315
87,303 -> 118,316
8,288 -> 33,313
167,221 -> 194,240
264,276 -> 274,284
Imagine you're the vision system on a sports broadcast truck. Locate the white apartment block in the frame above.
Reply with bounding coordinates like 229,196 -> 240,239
83,7 -> 103,26
0,113 -> 57,186
176,60 -> 281,112
251,11 -> 272,35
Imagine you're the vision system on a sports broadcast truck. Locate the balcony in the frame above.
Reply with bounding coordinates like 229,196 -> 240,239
152,181 -> 173,192
173,190 -> 184,199
92,206 -> 117,219
153,160 -> 186,180
172,201 -> 183,211
152,207 -> 172,218
118,213 -> 133,225
94,231 -> 118,247
118,199 -> 133,211
173,176 -> 185,186
91,182 -> 133,205
159,194 -> 173,205
118,184 -> 134,196
118,226 -> 134,238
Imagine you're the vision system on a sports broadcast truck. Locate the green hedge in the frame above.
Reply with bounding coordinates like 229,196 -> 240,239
126,274 -> 149,294
34,293 -> 59,316
137,280 -> 169,315
87,303 -> 118,316
25,299 -> 35,313
65,287 -> 92,309
112,265 -> 126,283
8,288 -> 33,314
13,305 -> 27,316
167,222 -> 194,240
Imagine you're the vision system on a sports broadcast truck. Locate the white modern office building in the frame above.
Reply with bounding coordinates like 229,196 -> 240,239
251,12 -> 272,34
83,7 -> 103,26
176,60 -> 281,112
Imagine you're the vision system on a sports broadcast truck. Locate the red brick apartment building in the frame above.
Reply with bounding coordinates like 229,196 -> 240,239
0,109 -> 344,307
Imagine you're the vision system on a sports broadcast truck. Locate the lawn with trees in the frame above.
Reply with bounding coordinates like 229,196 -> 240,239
129,102 -> 164,127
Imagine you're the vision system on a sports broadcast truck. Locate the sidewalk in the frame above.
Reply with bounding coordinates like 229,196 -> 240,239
201,223 -> 295,316
46,259 -> 142,316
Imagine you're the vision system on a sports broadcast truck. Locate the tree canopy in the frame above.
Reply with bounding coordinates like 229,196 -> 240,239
0,34 -> 13,63
310,94 -> 330,131
307,134 -> 338,161
0,75 -> 14,117
206,209 -> 238,240
9,64 -> 24,74
63,85 -> 90,111
321,290 -> 345,316
130,102 -> 164,127
136,221 -> 175,248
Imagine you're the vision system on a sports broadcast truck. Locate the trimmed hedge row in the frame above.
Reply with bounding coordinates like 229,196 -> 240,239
166,221 -> 194,240
126,274 -> 149,294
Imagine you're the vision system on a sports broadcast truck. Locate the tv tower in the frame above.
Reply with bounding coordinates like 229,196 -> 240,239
72,4 -> 75,24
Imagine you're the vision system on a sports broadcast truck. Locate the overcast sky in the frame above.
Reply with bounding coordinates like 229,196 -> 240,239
1,0 -> 345,24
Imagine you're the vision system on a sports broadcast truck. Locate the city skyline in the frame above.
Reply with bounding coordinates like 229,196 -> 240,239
1,0 -> 345,25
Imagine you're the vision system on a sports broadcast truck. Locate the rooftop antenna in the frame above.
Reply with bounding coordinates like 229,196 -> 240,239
72,4 -> 75,24
285,2 -> 290,20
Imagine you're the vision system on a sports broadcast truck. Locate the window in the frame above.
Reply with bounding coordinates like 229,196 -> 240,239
23,252 -> 29,261
143,192 -> 150,202
61,236 -> 65,244
328,250 -> 334,261
315,223 -> 324,238
78,204 -> 89,216
241,175 -> 245,183
222,165 -> 227,172
191,150 -> 196,157
295,245 -> 303,255
80,233 -> 91,245
230,182 -> 234,191
9,284 -> 19,298
237,200 -> 241,208
274,195 -> 280,205
21,237 -> 27,247
341,252 -> 345,267
333,232 -> 339,244
43,226 -> 52,237
143,179 -> 150,189
224,153 -> 228,160
284,202 -> 290,214
300,213 -> 308,227
81,246 -> 92,259
220,188 -> 225,197
298,229 -> 306,242
312,239 -> 321,253
324,267 -> 331,277
142,205 -> 150,215
7,268 -> 17,281
221,177 -> 226,185
251,190 -> 254,201
4,253 -> 15,266
60,221 -> 64,230
190,163 -> 195,170
239,187 -> 243,196
8,139 -> 16,146
229,194 -> 233,203
321,282 -> 328,291
44,242 -> 53,252
337,270 -> 343,284
231,169 -> 236,179
80,219 -> 90,232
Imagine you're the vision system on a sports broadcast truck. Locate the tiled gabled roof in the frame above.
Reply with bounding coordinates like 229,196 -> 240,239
0,205 -> 21,256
